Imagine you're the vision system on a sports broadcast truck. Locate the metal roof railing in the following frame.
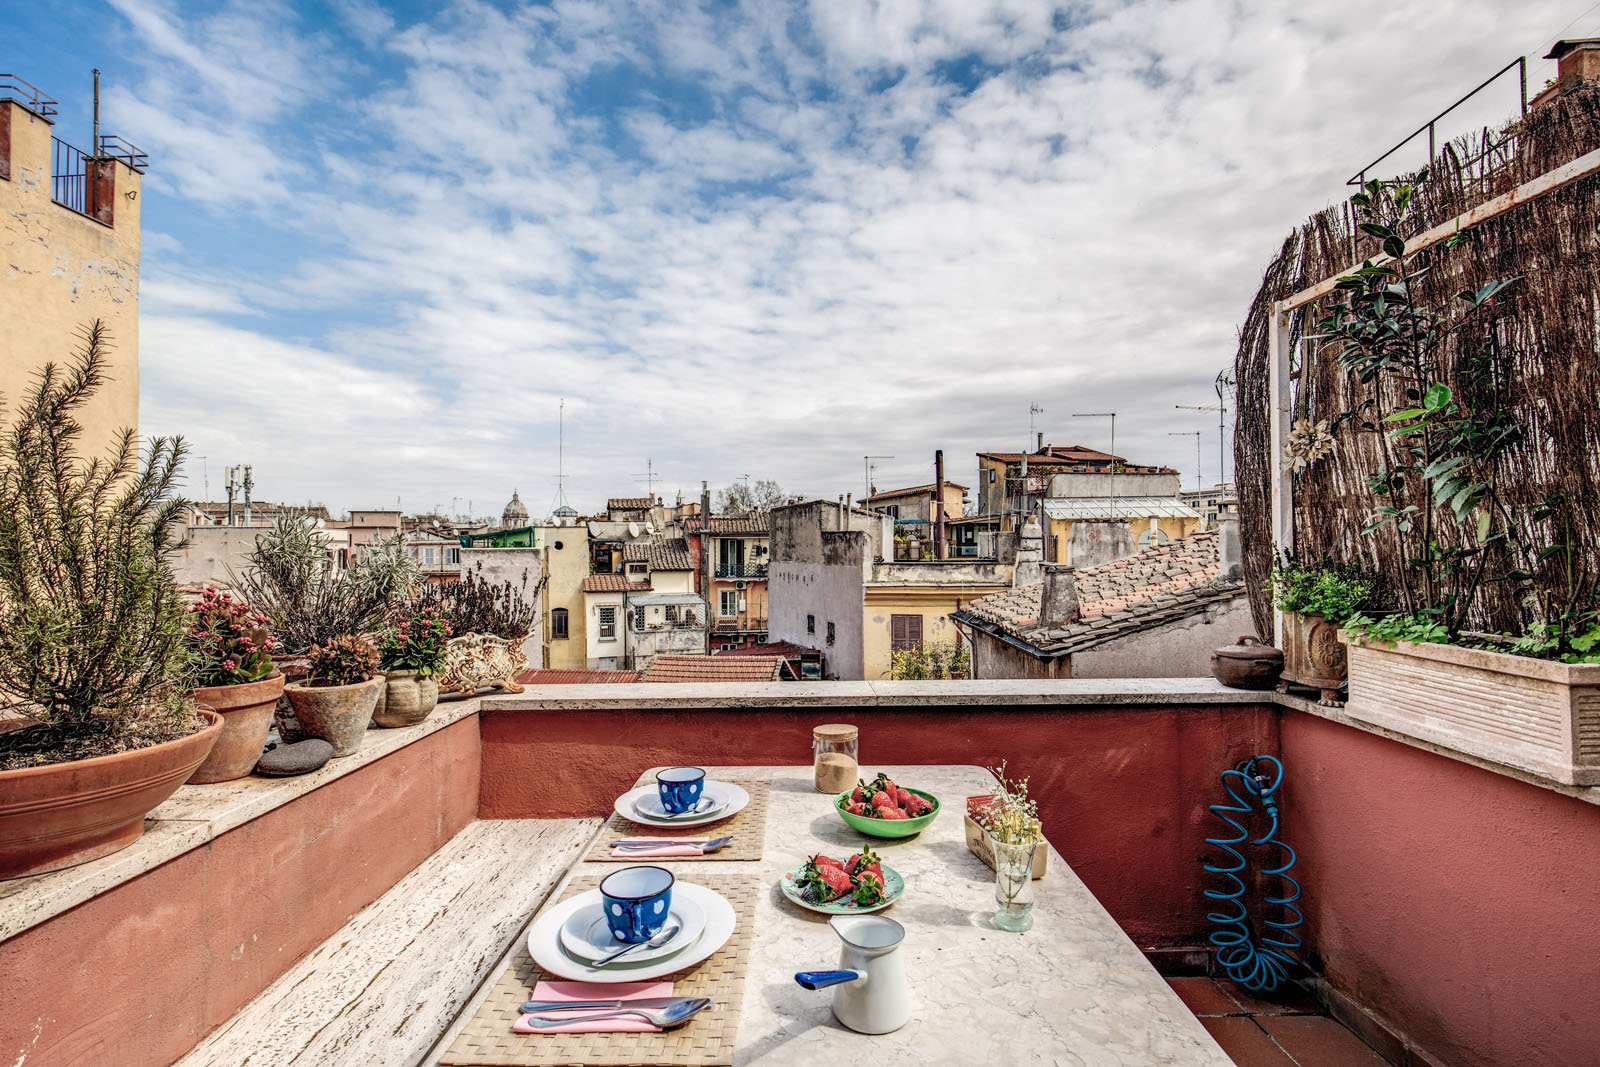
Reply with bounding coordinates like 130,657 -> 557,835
0,73 -> 58,118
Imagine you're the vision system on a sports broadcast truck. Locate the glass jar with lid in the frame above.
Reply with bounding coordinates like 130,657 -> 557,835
812,723 -> 859,794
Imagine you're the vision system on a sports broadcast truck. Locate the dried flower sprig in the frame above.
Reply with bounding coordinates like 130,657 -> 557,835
979,761 -> 1041,845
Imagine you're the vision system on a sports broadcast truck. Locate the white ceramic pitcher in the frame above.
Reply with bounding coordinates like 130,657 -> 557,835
794,914 -> 911,1034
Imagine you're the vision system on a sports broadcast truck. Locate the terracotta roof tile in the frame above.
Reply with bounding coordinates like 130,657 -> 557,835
622,536 -> 696,571
863,481 -> 968,501
608,497 -> 653,510
641,655 -> 794,682
582,573 -> 632,592
955,530 -> 1243,655
713,640 -> 815,658
685,515 -> 770,535
514,668 -> 641,684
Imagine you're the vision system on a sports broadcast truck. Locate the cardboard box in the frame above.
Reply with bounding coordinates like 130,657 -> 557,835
964,814 -> 1047,880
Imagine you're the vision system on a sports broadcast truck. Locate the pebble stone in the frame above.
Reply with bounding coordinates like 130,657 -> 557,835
256,738 -> 334,777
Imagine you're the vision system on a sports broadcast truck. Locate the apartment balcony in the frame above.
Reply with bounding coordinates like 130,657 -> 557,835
4,678 -> 1593,1067
713,563 -> 768,579
714,615 -> 767,633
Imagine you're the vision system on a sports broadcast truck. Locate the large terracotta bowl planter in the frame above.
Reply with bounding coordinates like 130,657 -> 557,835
0,708 -> 224,880
1279,610 -> 1347,706
373,669 -> 439,728
285,676 -> 382,757
187,670 -> 286,783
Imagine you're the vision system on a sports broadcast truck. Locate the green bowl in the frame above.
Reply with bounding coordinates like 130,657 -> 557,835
834,787 -> 941,838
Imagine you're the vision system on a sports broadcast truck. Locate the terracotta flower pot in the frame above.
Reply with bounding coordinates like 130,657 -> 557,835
0,709 -> 224,880
187,670 -> 286,783
373,669 -> 439,728
285,676 -> 382,757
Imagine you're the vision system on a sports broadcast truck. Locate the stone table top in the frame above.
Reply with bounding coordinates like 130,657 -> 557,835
543,764 -> 1232,1066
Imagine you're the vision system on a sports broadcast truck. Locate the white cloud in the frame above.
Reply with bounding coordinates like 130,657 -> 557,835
114,0 -> 1577,515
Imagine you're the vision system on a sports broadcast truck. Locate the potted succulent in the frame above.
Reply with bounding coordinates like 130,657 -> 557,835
374,607 -> 451,727
418,572 -> 542,695
183,586 -> 284,782
0,324 -> 222,878
284,635 -> 382,757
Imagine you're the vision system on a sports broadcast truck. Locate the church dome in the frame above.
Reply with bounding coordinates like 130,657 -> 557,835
502,490 -> 529,529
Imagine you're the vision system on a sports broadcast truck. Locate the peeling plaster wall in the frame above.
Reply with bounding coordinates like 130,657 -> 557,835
0,101 -> 141,452
1072,597 -> 1254,677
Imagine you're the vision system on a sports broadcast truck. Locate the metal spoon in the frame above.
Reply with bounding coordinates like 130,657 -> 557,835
591,922 -> 682,968
522,996 -> 712,1029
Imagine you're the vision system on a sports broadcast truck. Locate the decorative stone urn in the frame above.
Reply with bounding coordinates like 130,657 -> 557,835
284,675 -> 383,757
1278,610 -> 1347,706
437,633 -> 529,696
373,669 -> 440,728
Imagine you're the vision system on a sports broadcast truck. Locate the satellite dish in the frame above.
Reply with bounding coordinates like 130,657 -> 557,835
432,520 -> 440,529
628,521 -> 641,537
645,523 -> 656,535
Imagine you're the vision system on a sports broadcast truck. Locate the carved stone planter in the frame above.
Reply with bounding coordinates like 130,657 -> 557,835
1343,634 -> 1600,785
285,676 -> 383,757
438,633 -> 529,696
1279,610 -> 1347,706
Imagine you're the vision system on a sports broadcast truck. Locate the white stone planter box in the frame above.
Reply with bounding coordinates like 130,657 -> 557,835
1342,634 -> 1600,785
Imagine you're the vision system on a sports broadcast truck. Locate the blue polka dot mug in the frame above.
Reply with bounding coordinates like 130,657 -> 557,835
655,766 -> 707,814
599,865 -> 675,943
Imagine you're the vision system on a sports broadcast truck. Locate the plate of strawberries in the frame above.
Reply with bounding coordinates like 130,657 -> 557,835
834,772 -> 940,838
781,846 -> 904,914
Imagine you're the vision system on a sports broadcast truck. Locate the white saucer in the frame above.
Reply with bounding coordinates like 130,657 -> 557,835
614,781 -> 751,829
631,791 -> 728,822
529,883 -> 736,982
558,892 -> 707,964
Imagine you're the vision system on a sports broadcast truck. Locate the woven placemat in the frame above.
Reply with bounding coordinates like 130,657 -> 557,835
440,872 -> 759,1067
584,779 -> 770,863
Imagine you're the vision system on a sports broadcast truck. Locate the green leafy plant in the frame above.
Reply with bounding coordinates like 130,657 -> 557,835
378,607 -> 452,676
887,640 -> 970,679
306,635 -> 378,687
1343,612 -> 1450,647
186,587 -> 277,687
0,322 -> 197,756
1271,560 -> 1374,627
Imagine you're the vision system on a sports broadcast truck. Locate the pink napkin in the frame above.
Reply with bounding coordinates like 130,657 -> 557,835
513,979 -> 676,1034
610,836 -> 713,858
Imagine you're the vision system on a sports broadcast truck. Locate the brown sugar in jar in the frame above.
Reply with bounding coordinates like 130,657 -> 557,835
813,723 -> 859,793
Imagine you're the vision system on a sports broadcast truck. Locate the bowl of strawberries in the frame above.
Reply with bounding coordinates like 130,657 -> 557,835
835,772 -> 940,838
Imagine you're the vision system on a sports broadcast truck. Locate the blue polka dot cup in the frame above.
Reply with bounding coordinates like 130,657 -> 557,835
599,865 -> 674,944
655,766 -> 706,815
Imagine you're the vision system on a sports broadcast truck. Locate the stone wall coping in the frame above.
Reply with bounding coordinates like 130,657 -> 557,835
482,676 -> 1266,711
0,696 -> 483,944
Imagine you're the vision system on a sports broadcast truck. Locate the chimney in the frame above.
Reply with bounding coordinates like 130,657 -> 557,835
700,480 -> 713,652
1036,432 -> 1044,453
1013,516 -> 1043,587
934,449 -> 947,560
1039,563 -> 1079,628
1547,39 -> 1600,89
1218,516 -> 1242,581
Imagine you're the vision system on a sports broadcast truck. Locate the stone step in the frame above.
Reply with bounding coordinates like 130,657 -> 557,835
177,817 -> 600,1067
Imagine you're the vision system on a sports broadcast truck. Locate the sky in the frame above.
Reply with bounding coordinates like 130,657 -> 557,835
7,0 -> 1591,519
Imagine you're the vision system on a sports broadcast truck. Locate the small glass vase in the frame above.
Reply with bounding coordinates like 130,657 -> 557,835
991,836 -> 1037,932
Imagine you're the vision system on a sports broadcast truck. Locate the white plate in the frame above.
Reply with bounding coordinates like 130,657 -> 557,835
613,781 -> 751,829
529,883 -> 736,982
557,892 -> 707,964
631,790 -> 727,822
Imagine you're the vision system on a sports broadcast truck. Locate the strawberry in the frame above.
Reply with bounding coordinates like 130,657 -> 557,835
870,791 -> 896,811
851,801 -> 875,817
903,793 -> 933,817
845,845 -> 881,877
894,786 -> 913,809
799,860 -> 852,902
850,782 -> 867,805
851,871 -> 887,907
878,807 -> 910,820
812,853 -> 846,871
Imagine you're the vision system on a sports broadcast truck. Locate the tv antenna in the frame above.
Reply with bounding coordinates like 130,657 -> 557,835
1169,431 -> 1202,491
1176,370 -> 1234,487
634,458 -> 659,499
548,398 -> 572,519
1072,411 -> 1118,518
864,455 -> 894,500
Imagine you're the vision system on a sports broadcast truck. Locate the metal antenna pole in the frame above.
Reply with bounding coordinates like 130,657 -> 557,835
1169,431 -> 1202,491
1073,412 -> 1117,517
864,456 -> 893,500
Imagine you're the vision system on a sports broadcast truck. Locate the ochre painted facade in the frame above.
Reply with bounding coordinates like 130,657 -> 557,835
0,99 -> 143,453
537,524 -> 590,670
1045,514 -> 1201,563
862,584 -> 1005,679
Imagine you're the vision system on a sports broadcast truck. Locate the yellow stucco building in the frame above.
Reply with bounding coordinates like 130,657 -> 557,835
537,522 -> 591,669
1,81 -> 144,452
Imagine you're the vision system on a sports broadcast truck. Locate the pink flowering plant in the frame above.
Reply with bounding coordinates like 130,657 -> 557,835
378,607 -> 452,677
186,587 -> 277,687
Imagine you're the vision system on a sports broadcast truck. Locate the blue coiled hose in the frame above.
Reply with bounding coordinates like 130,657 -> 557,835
1202,755 -> 1303,992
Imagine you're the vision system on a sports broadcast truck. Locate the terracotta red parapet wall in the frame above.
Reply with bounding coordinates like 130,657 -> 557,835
478,701 -> 1280,947
1,715 -> 480,1067
1280,711 -> 1600,1067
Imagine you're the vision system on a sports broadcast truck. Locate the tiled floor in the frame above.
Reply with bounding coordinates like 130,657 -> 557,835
1166,977 -> 1394,1067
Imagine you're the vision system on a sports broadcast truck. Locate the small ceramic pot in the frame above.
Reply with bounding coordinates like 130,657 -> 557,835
284,676 -> 383,757
1210,635 -> 1284,690
187,670 -> 286,783
373,669 -> 440,728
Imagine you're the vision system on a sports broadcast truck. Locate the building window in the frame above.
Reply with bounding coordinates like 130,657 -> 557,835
826,621 -> 836,646
598,606 -> 617,641
807,613 -> 815,634
719,590 -> 739,617
628,562 -> 647,578
883,505 -> 899,519
423,546 -> 436,565
634,605 -> 646,630
890,613 -> 923,651
447,547 -> 459,565
551,608 -> 569,639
